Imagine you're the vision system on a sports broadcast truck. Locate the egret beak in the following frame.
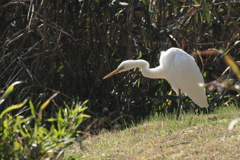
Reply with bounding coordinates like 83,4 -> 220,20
103,68 -> 121,79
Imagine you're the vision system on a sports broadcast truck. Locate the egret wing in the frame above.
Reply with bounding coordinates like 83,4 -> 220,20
168,54 -> 208,108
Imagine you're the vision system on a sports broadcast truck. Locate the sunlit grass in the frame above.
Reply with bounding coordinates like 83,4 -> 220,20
65,105 -> 240,159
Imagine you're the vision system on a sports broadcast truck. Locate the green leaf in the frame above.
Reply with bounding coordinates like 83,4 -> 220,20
138,78 -> 141,88
141,0 -> 147,5
115,58 -> 121,62
57,64 -> 64,73
29,100 -> 35,117
203,6 -> 212,34
39,93 -> 58,111
138,50 -> 143,58
78,106 -> 88,113
195,10 -> 198,24
0,81 -> 24,104
81,100 -> 89,106
47,118 -> 57,122
39,93 -> 58,119
80,114 -> 91,118
14,141 -> 23,150
0,98 -> 28,118
20,127 -> 30,138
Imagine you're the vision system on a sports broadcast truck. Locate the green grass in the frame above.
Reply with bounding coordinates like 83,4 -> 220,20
65,106 -> 240,159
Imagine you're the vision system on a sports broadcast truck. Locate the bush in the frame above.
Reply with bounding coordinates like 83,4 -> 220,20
0,82 -> 90,159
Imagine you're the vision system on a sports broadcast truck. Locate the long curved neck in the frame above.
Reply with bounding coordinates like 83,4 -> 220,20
127,59 -> 166,79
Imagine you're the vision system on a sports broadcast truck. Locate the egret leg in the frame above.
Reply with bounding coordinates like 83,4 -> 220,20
176,89 -> 182,120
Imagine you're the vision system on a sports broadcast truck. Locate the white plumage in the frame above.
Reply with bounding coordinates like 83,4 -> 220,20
104,47 -> 209,117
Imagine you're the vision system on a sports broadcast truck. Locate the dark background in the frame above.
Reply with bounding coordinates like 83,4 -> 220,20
0,0 -> 240,133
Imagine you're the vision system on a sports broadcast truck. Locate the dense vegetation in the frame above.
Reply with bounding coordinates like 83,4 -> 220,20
0,83 -> 89,159
1,0 -> 240,133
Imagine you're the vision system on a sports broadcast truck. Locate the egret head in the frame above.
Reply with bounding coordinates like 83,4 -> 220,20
103,60 -> 133,79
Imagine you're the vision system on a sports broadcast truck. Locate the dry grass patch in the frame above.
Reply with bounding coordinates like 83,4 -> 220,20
65,106 -> 240,159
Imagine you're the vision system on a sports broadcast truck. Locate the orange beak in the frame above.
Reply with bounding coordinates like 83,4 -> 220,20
103,68 -> 121,79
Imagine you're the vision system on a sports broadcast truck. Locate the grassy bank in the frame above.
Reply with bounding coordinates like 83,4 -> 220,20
66,106 -> 240,159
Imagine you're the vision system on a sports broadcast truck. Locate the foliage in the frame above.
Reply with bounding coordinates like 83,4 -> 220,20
0,0 -> 239,132
0,82 -> 90,159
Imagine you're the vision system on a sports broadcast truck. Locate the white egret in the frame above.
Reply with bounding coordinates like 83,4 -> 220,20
103,47 -> 209,118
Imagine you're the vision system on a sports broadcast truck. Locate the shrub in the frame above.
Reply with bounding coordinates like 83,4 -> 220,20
0,82 -> 90,159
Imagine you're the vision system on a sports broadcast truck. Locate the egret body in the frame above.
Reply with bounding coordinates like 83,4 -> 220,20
103,47 -> 208,118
